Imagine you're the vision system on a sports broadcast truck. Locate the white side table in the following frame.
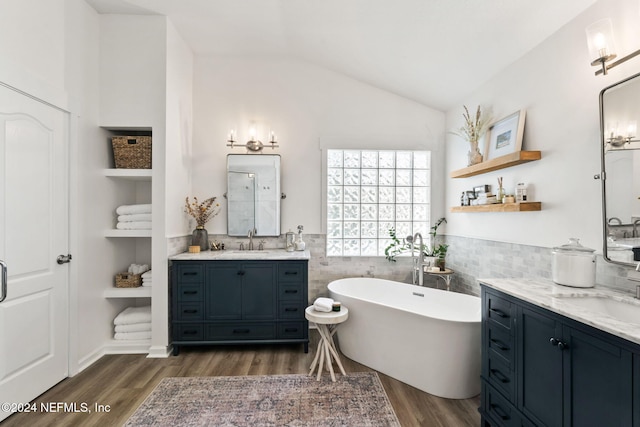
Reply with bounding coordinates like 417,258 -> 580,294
305,305 -> 349,382
425,268 -> 454,291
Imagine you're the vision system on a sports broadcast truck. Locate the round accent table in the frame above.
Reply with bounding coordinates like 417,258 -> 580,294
425,268 -> 454,291
305,305 -> 349,382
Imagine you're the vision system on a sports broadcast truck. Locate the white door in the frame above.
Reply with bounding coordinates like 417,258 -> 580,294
0,84 -> 69,422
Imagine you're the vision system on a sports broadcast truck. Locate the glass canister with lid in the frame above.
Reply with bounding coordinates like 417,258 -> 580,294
551,238 -> 596,288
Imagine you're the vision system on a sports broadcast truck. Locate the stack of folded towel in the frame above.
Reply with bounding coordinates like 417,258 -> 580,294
142,270 -> 152,287
113,305 -> 151,340
116,204 -> 152,230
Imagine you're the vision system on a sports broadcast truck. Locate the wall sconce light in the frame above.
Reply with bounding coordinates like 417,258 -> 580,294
587,18 -> 640,76
226,126 -> 279,152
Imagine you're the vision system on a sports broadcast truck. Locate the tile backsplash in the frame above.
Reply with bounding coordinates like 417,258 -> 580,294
167,233 -> 639,302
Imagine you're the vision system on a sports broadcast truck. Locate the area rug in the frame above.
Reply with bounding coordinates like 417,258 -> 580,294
124,372 -> 400,426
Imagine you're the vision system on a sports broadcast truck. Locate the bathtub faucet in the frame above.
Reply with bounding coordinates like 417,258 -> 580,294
407,233 -> 425,286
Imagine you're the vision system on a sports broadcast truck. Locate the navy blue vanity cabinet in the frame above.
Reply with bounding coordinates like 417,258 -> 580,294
171,259 -> 308,355
481,285 -> 636,427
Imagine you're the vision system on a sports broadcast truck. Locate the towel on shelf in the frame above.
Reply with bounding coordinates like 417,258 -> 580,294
117,213 -> 152,223
114,305 -> 151,325
116,221 -> 152,230
114,331 -> 151,341
128,264 -> 150,275
114,322 -> 152,333
116,204 -> 152,215
313,297 -> 334,312
141,269 -> 152,286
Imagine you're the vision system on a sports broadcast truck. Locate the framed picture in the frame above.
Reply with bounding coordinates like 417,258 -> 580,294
484,110 -> 526,161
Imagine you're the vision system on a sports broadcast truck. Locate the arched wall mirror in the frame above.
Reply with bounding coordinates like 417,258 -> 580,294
226,154 -> 281,237
600,71 -> 640,265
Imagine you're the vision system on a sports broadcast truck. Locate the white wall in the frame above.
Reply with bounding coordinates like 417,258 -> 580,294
192,56 -> 445,236
165,22 -> 194,237
0,0 -> 65,89
445,0 -> 640,252
64,0 -> 113,369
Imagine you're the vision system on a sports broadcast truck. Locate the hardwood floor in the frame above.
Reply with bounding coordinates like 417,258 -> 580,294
2,331 -> 480,426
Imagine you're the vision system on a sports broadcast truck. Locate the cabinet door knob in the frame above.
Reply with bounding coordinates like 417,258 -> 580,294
549,337 -> 559,346
557,341 -> 568,350
237,270 -> 245,276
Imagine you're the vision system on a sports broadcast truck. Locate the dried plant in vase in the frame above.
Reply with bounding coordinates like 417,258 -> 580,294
451,105 -> 491,166
184,196 -> 221,251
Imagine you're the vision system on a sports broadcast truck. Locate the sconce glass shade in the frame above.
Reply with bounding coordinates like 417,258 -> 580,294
586,19 -> 617,65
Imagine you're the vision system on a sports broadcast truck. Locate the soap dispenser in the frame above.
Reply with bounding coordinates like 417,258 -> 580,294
295,225 -> 306,251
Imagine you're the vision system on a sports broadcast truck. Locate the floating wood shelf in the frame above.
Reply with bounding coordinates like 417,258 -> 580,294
450,151 -> 541,178
450,202 -> 542,213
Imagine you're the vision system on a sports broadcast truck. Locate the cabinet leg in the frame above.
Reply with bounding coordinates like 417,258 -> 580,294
172,345 -> 180,356
304,342 -> 309,353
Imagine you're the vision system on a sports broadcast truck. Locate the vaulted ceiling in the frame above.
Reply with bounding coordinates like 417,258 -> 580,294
85,0 -> 596,110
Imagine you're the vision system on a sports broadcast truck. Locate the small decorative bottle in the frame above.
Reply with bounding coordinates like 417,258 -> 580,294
516,182 -> 528,202
285,230 -> 295,252
496,177 -> 504,203
295,225 -> 306,251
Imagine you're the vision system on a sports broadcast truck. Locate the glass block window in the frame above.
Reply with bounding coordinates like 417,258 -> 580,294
326,149 -> 431,257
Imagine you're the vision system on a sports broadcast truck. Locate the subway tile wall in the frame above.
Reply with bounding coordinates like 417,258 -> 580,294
167,233 -> 638,302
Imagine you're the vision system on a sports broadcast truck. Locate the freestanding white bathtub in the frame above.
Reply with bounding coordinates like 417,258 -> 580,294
328,277 -> 481,399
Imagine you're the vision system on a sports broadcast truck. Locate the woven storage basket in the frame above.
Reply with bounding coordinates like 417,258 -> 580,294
112,136 -> 152,169
115,273 -> 142,288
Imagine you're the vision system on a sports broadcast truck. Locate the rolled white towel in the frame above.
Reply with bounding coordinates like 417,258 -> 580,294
116,204 -> 152,215
114,331 -> 151,341
141,270 -> 152,279
313,297 -> 334,313
114,306 -> 151,325
117,213 -> 152,222
114,322 -> 152,333
128,264 -> 150,275
142,281 -> 152,287
117,221 -> 152,230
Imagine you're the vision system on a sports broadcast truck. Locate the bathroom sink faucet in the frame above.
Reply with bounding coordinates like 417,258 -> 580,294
633,219 -> 640,238
247,228 -> 255,250
407,233 -> 424,286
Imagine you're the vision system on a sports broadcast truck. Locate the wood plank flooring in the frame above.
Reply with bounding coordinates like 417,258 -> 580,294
1,331 -> 480,426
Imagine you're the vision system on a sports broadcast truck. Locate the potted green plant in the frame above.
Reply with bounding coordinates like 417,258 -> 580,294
433,243 -> 449,271
384,217 -> 447,264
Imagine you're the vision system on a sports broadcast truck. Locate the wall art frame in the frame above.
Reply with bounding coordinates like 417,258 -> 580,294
484,109 -> 526,161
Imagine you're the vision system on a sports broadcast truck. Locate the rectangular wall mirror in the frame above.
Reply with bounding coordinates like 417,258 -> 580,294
227,154 -> 281,237
600,71 -> 640,265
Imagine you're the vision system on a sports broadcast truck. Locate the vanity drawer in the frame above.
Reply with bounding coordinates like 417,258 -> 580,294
177,284 -> 203,302
278,263 -> 305,283
278,322 -> 305,339
176,264 -> 204,283
207,323 -> 276,340
174,323 -> 204,341
279,301 -> 304,319
487,322 -> 514,364
486,292 -> 514,330
483,382 -> 521,427
279,283 -> 303,301
486,350 -> 515,401
177,302 -> 204,320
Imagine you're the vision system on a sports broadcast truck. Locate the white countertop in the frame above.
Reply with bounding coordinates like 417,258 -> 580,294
480,277 -> 640,346
170,249 -> 310,261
